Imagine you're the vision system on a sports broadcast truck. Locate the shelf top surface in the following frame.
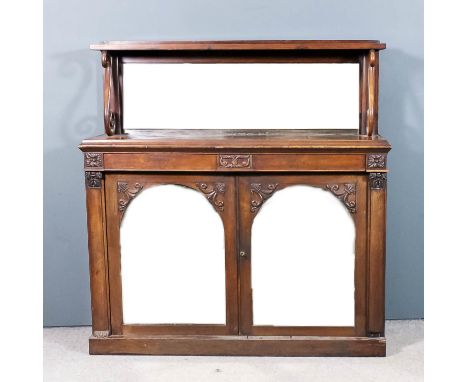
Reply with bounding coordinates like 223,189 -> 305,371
90,40 -> 386,51
80,130 -> 391,152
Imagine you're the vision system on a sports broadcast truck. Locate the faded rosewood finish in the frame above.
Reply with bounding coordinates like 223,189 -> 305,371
81,40 -> 390,357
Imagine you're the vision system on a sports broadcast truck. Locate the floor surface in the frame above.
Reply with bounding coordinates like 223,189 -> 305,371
44,320 -> 423,382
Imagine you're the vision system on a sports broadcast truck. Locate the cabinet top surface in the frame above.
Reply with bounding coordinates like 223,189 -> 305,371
90,40 -> 386,51
80,130 -> 391,152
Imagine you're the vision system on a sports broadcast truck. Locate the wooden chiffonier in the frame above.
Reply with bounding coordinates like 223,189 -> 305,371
80,40 -> 391,356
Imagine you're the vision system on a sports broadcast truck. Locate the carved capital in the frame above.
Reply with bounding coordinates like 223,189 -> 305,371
218,154 -> 252,169
250,183 -> 279,213
117,182 -> 144,216
367,154 -> 387,170
84,152 -> 103,168
324,183 -> 357,213
85,171 -> 102,188
196,183 -> 226,212
369,173 -> 387,190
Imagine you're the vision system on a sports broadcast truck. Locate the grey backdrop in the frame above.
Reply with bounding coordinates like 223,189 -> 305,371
44,0 -> 423,326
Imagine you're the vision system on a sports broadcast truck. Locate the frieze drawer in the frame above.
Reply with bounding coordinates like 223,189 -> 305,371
100,152 -> 367,172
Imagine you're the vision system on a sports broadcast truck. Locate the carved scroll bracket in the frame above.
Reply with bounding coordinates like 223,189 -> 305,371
250,183 -> 279,213
367,49 -> 376,137
117,182 -> 144,216
101,51 -> 122,136
85,171 -> 103,189
324,183 -> 357,214
196,183 -> 226,212
369,173 -> 387,190
101,51 -> 110,68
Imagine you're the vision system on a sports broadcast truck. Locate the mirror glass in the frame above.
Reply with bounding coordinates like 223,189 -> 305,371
120,184 -> 226,324
123,63 -> 359,130
251,185 -> 355,326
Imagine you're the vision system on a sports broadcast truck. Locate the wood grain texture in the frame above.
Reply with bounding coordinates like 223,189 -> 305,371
79,130 -> 391,153
90,40 -> 386,51
89,335 -> 386,357
85,176 -> 110,336
367,173 -> 387,336
101,152 -> 367,172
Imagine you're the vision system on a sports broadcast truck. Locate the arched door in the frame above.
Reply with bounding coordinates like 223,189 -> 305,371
238,175 -> 368,336
105,174 -> 238,336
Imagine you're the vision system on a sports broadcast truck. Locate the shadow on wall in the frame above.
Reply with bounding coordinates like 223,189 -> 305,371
380,49 -> 424,319
55,49 -> 103,141
44,49 -> 102,326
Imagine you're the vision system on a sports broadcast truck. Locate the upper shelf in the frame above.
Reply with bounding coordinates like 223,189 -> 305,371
90,40 -> 386,51
91,39 -> 386,137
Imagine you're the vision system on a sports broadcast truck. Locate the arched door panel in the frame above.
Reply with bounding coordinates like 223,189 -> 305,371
105,174 -> 238,336
238,175 -> 367,336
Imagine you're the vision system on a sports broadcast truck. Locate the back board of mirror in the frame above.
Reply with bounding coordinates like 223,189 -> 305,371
123,63 -> 359,130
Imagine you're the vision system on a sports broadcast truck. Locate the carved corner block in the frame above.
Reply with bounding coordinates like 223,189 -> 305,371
324,183 -> 357,213
85,171 -> 103,188
196,182 -> 226,212
366,154 -> 387,171
218,154 -> 252,169
84,152 -> 103,169
369,173 -> 387,190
